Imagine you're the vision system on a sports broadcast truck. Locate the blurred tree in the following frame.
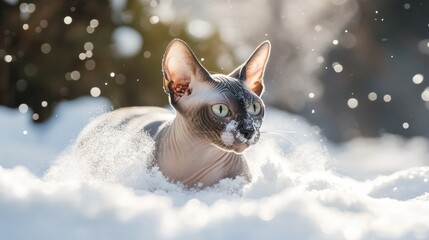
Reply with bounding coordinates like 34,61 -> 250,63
0,0 -> 116,121
0,0 -> 229,122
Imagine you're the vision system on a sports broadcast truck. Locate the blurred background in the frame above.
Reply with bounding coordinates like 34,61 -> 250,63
1,0 -> 428,143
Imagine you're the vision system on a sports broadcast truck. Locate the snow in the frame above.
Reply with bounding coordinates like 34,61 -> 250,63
221,120 -> 238,146
1,97 -> 429,239
112,26 -> 143,58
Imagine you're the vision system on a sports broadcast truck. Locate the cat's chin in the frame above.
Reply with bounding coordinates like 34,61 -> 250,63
214,143 -> 249,154
233,143 -> 249,153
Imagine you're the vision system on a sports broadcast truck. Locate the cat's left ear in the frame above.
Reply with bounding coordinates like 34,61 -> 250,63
229,41 -> 271,96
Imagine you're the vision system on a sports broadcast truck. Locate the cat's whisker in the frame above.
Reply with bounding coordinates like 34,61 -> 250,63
255,137 -> 279,150
260,131 -> 298,147
256,136 -> 269,145
260,130 -> 297,134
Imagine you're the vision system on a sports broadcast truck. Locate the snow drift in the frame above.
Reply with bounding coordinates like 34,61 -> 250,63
0,97 -> 428,240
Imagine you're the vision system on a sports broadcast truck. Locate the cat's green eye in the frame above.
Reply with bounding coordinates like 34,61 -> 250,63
247,102 -> 261,115
212,104 -> 229,117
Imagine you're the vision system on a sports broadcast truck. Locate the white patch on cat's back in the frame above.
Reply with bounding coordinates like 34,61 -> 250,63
221,120 -> 238,146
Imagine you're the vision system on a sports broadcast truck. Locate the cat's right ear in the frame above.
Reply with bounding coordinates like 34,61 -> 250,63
162,39 -> 210,103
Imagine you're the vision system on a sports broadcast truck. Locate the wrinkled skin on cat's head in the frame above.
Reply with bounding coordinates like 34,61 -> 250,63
162,39 -> 271,153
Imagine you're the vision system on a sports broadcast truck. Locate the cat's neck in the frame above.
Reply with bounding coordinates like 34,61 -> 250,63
155,113 -> 247,187
157,113 -> 234,164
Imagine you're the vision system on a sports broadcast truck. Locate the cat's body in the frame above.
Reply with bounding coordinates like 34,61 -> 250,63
75,39 -> 271,187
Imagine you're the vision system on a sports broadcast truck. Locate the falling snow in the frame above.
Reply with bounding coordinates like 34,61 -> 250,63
4,55 -> 12,63
63,16 -> 72,25
368,92 -> 377,101
413,74 -> 424,84
421,88 -> 429,102
332,62 -> 343,73
403,122 -> 409,129
347,98 -> 358,109
383,94 -> 392,102
90,87 -> 101,97
18,103 -> 28,113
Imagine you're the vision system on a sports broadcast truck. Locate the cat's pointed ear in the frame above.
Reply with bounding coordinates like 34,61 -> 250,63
229,41 -> 271,96
162,39 -> 210,103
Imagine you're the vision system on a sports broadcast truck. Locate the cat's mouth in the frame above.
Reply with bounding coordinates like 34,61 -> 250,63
215,119 -> 261,153
218,129 -> 259,153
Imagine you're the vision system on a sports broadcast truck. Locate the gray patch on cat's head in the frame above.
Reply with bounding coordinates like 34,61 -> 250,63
185,74 -> 265,154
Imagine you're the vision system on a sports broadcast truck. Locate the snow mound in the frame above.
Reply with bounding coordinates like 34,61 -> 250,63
1,97 -> 429,239
368,167 -> 429,201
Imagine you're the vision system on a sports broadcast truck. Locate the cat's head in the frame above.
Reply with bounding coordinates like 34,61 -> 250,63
162,39 -> 271,153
